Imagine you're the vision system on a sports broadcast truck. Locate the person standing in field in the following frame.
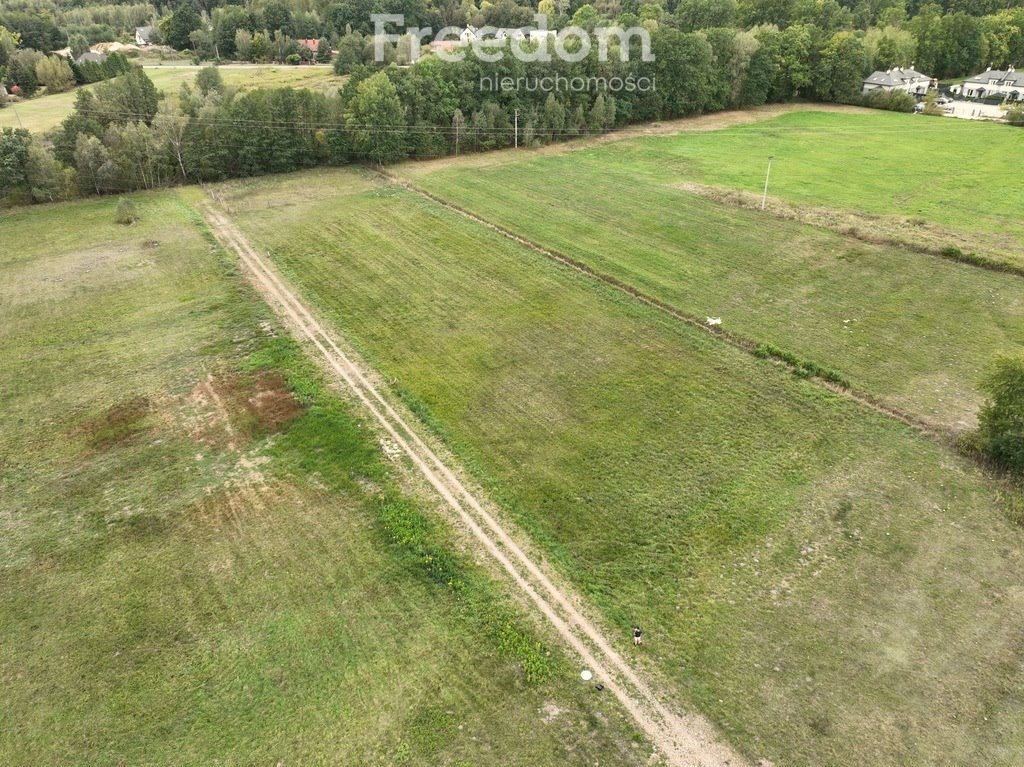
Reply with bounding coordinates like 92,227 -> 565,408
633,626 -> 643,646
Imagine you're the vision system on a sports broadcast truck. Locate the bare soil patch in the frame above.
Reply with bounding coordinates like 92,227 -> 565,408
74,396 -> 153,450
188,371 -> 303,449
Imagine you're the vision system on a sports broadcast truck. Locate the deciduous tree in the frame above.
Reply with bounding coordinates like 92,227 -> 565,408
344,71 -> 407,164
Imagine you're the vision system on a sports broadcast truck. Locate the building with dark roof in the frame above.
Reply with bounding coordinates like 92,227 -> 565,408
956,67 -> 1024,100
862,67 -> 934,96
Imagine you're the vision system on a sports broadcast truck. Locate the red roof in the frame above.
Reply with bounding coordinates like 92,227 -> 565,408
297,39 -> 319,52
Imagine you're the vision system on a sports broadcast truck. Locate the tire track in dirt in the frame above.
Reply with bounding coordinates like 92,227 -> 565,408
199,198 -> 749,767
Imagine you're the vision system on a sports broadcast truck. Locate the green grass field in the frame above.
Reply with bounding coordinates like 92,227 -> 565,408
0,65 -> 344,134
218,167 -> 1024,767
0,191 -> 644,765
396,111 -> 1024,430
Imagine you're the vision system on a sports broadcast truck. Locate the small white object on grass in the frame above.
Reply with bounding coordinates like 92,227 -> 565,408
706,317 -> 722,326
580,669 -> 593,681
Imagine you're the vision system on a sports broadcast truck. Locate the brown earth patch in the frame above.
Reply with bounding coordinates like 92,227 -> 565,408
73,396 -> 153,450
246,371 -> 304,432
188,371 -> 303,449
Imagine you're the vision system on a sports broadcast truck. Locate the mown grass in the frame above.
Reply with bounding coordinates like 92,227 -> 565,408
219,167 -> 1024,767
640,110 -> 1024,242
0,191 -> 643,765
395,112 -> 1024,430
0,65 -> 344,133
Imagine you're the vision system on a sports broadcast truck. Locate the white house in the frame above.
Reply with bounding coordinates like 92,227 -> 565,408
492,27 -> 531,42
460,26 -> 540,44
954,67 -> 1024,100
862,67 -> 935,96
135,26 -> 156,46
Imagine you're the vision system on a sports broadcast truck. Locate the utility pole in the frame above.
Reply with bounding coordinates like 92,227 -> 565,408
11,100 -> 24,130
514,109 -> 519,149
760,155 -> 774,210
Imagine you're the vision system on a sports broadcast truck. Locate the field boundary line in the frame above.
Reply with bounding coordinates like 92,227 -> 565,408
198,195 -> 750,767
382,170 -> 951,444
674,181 -> 1024,279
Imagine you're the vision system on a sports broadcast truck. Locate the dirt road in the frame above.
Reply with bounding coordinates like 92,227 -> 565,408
200,199 -> 750,767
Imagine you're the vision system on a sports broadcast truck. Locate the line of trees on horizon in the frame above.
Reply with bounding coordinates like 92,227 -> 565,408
2,18 -> 1022,206
1,0 -> 1024,77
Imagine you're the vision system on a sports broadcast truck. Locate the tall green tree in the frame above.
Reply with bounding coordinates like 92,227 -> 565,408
214,5 -> 254,59
195,65 -> 225,96
675,0 -> 738,31
863,25 -> 917,70
0,26 -> 19,68
74,133 -> 113,195
0,127 -> 30,198
94,67 -> 160,125
162,3 -> 203,51
778,23 -> 817,98
8,49 -> 43,96
333,31 -> 365,74
940,12 -> 983,79
653,29 -> 715,117
26,139 -> 72,202
344,71 -> 407,164
260,1 -> 294,35
907,3 -> 944,76
814,31 -> 868,102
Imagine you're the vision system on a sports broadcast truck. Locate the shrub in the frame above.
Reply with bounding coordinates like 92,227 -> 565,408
194,65 -> 224,96
861,89 -> 915,113
1007,104 -> 1024,127
978,356 -> 1024,473
115,197 -> 139,224
753,342 -> 850,387
35,55 -> 75,94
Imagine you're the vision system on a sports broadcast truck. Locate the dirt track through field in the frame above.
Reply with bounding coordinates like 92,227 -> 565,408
200,198 -> 749,767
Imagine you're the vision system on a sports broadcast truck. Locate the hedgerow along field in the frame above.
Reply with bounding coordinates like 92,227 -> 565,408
396,109 -> 1024,431
218,167 -> 1024,767
0,64 -> 345,133
0,191 -> 647,765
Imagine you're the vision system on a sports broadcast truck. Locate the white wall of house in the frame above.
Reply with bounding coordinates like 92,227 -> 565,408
957,68 -> 1023,100
862,79 -> 931,95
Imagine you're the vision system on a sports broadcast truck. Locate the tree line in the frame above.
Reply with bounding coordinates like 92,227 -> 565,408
1,25 -> 134,99
1,0 -> 1023,81
1,12 -> 1020,206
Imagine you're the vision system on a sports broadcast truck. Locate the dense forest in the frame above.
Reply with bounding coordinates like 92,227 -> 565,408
2,0 -> 1023,74
2,0 -> 1023,203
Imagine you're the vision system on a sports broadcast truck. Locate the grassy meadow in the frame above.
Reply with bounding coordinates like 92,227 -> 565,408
0,191 -> 644,765
0,65 -> 344,134
219,167 -> 1024,767
396,111 -> 1024,429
